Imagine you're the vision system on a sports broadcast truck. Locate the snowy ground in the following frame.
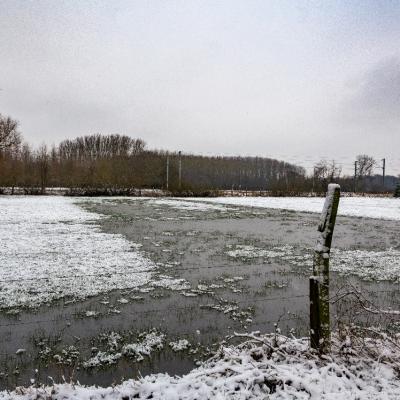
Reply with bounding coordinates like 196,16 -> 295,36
170,196 -> 400,221
0,196 -> 156,309
1,196 -> 400,397
3,331 -> 400,400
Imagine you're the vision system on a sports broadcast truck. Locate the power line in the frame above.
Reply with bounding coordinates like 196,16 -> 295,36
166,153 -> 169,190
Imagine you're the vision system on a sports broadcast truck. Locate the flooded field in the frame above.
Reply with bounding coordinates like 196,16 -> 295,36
1,196 -> 399,390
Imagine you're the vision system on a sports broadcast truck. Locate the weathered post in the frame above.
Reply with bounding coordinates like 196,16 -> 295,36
310,183 -> 340,353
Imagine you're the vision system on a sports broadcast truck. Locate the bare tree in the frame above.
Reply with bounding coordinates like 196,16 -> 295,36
314,160 -> 329,183
356,154 -> 376,192
313,160 -> 342,191
0,114 -> 21,152
328,160 -> 342,182
37,144 -> 49,194
356,154 -> 376,177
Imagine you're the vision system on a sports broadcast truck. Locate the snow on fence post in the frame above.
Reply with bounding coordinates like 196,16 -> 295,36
310,183 -> 340,353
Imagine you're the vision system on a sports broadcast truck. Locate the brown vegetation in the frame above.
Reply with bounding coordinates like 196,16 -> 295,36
0,114 -> 397,195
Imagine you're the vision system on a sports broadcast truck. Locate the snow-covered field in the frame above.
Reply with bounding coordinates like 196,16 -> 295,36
3,331 -> 400,400
0,196 -> 155,309
178,196 -> 400,220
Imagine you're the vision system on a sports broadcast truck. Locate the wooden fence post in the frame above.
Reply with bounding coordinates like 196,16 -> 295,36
310,183 -> 340,353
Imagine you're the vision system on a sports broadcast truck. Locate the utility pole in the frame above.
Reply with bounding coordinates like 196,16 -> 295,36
178,150 -> 182,190
166,153 -> 170,191
284,162 -> 288,192
312,167 -> 316,194
354,161 -> 358,193
381,158 -> 386,190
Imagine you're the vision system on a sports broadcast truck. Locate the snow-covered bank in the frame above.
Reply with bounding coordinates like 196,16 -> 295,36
0,197 -> 155,309
3,331 -> 400,399
181,196 -> 400,220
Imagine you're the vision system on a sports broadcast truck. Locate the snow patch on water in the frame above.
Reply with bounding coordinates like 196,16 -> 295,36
148,198 -> 229,212
151,276 -> 191,291
0,197 -> 156,309
227,243 -> 400,282
331,248 -> 400,282
226,244 -> 291,259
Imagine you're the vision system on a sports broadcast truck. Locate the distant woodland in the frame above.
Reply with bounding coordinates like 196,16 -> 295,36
0,114 -> 398,195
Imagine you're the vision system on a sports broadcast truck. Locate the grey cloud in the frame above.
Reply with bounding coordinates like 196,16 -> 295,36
346,57 -> 400,124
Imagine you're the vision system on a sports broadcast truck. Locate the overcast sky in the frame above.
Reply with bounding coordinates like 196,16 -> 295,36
0,0 -> 399,175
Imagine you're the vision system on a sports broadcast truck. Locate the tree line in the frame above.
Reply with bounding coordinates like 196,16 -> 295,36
311,157 -> 399,193
0,113 -> 398,195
